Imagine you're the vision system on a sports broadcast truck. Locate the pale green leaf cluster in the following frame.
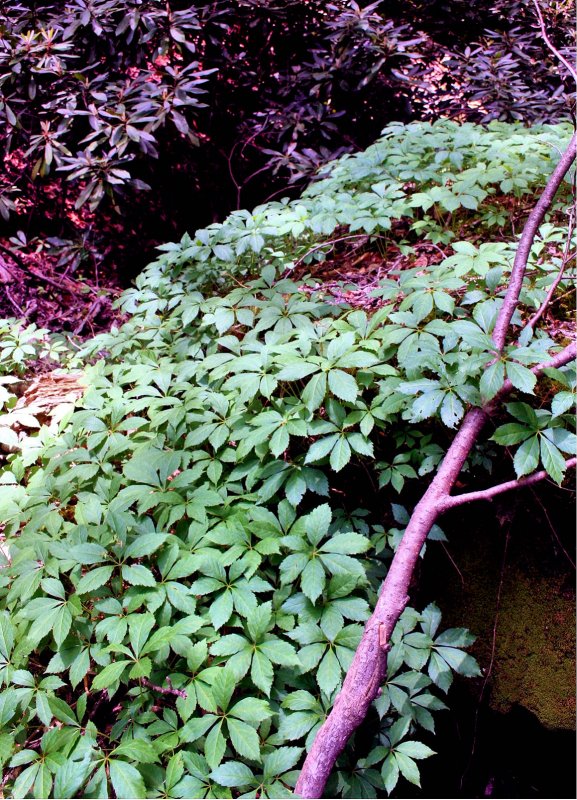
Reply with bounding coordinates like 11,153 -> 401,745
0,119 -> 573,798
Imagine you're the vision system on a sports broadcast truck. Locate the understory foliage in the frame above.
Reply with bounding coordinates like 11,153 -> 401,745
0,0 -> 574,278
0,120 -> 575,798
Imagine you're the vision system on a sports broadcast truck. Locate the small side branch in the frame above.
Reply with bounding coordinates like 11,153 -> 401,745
523,208 -> 575,333
140,677 -> 187,698
496,341 -> 577,403
442,457 -> 577,509
531,0 -> 577,83
492,132 -> 576,350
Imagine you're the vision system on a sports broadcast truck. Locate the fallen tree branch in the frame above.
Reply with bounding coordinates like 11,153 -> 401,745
295,130 -> 576,800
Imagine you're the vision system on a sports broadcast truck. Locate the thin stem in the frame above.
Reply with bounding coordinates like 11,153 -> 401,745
531,0 -> 577,83
522,208 -> 575,333
140,677 -> 187,698
530,487 -> 576,569
491,133 -> 576,350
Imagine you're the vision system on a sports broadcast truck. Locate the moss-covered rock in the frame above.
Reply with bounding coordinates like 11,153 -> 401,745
428,500 -> 575,731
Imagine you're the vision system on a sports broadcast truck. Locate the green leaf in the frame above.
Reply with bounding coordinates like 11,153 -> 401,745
92,660 -> 130,690
479,360 -> 504,402
258,639 -> 300,667
540,435 -> 567,484
76,565 -> 114,594
210,590 -> 234,630
304,503 -> 331,543
427,650 -> 453,692
109,759 -> 146,799
513,435 -> 539,477
492,422 -> 533,445
440,393 -> 464,428
305,434 -> 339,464
381,754 -> 400,795
48,697 -> 77,726
210,761 -> 255,788
328,369 -> 358,402
277,362 -> 318,381
52,757 -> 91,799
302,372 -> 327,411
435,647 -> 481,677
36,693 -> 52,726
320,532 -> 370,555
112,739 -> 159,763
34,763 -> 52,799
0,614 -> 14,661
395,741 -> 435,759
394,752 -> 421,786
229,696 -> 272,725
327,333 -> 355,360
551,391 -> 575,418
263,746 -> 303,778
317,648 -> 341,694
347,433 -> 374,457
227,717 -> 261,761
301,559 -> 326,604
330,437 -> 351,472
270,425 -> 290,457
250,650 -> 274,695
128,613 -> 155,657
204,720 -> 226,769
212,667 -> 236,711
506,361 -> 537,394
180,714 -> 216,743
122,564 -> 156,587
52,606 -> 72,647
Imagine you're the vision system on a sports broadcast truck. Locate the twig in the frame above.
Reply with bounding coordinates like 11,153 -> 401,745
531,0 -> 577,83
460,518 -> 512,792
73,297 -> 103,335
286,233 -> 382,275
491,132 -> 576,349
530,487 -> 576,569
140,677 -> 187,698
4,286 -> 24,316
522,208 -> 575,333
440,542 -> 465,587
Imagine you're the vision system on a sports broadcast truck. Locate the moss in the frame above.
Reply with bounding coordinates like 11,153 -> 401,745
488,566 -> 575,730
428,509 -> 576,731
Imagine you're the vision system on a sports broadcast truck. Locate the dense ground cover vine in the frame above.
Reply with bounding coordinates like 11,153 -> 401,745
0,120 -> 574,798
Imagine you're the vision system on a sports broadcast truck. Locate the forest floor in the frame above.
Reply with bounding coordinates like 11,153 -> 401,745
0,239 -> 125,338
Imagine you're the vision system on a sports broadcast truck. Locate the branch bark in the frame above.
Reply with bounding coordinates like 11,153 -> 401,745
294,132 -> 576,800
442,457 -> 577,509
491,132 -> 576,349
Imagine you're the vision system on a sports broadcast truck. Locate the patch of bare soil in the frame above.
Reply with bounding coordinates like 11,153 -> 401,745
291,233 -> 446,308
